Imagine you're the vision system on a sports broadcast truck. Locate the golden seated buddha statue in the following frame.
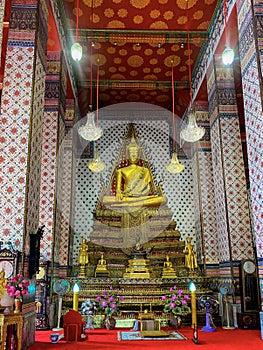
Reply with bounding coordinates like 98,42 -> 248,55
95,254 -> 109,277
102,135 -> 167,208
162,255 -> 177,278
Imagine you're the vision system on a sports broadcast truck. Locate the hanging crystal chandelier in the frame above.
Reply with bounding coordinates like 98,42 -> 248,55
88,150 -> 105,172
180,110 -> 205,143
78,110 -> 103,141
166,61 -> 184,174
166,152 -> 185,174
180,32 -> 205,143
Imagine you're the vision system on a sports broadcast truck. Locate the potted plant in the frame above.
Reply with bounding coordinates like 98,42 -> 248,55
161,285 -> 191,329
6,274 -> 29,313
96,286 -> 124,329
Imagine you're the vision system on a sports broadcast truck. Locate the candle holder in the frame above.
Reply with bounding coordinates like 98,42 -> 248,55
192,324 -> 200,345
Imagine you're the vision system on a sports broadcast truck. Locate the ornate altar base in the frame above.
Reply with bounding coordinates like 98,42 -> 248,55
62,276 -> 213,327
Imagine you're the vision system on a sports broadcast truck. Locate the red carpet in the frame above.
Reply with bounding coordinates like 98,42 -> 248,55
28,327 -> 262,350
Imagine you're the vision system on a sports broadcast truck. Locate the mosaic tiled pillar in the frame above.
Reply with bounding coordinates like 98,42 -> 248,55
39,51 -> 67,265
192,102 -> 218,273
0,0 -> 48,255
59,99 -> 74,270
0,0 -> 6,60
206,56 -> 253,277
236,0 -> 263,260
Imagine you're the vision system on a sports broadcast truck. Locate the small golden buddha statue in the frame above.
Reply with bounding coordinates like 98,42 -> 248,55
95,254 -> 109,277
162,255 -> 177,278
78,238 -> 89,278
0,268 -> 7,298
102,135 -> 167,208
184,236 -> 198,275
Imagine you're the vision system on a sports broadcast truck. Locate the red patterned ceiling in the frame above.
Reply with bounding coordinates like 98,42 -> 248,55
49,0 -> 238,118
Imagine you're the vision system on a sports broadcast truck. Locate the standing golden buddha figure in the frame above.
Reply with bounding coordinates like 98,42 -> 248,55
184,236 -> 198,276
78,238 -> 89,278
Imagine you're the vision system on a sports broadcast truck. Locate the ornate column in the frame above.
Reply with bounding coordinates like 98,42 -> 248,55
191,102 -> 218,274
206,55 -> 252,278
236,0 -> 263,259
38,51 -> 67,267
59,99 -> 74,270
0,0 -> 49,255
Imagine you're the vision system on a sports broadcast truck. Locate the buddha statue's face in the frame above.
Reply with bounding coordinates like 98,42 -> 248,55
128,146 -> 139,164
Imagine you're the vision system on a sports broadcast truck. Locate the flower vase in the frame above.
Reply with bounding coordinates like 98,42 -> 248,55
14,298 -> 22,313
85,314 -> 94,330
169,315 -> 182,330
105,316 -> 116,330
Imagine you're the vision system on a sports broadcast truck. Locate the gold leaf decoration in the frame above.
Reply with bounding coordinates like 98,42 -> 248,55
114,57 -> 122,64
109,66 -> 117,73
157,48 -> 165,55
164,55 -> 181,67
177,16 -> 188,25
133,15 -> 144,24
107,47 -> 116,54
127,55 -> 144,67
193,10 -> 203,20
91,13 -> 100,23
153,67 -> 161,73
197,21 -> 209,30
113,0 -> 122,3
83,0 -> 103,8
144,74 -> 157,80
119,66 -> 126,72
133,44 -> 142,51
163,11 -> 174,21
149,58 -> 158,65
158,0 -> 168,4
143,67 -> 151,73
118,8 -> 128,18
184,48 -> 192,56
107,20 -> 125,28
171,44 -> 180,52
150,10 -> 161,19
176,0 -> 198,10
111,73 -> 125,79
179,66 -> 187,72
130,0 -> 150,9
91,54 -> 107,65
130,70 -> 138,76
104,8 -> 115,18
119,49 -> 128,56
144,49 -> 153,56
149,21 -> 168,29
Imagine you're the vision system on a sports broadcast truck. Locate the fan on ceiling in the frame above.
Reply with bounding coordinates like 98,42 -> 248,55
198,295 -> 219,332
52,279 -> 70,331
219,282 -> 235,330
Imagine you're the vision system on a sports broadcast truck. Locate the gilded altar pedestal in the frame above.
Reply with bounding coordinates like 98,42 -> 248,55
123,259 -> 151,279
0,313 -> 23,350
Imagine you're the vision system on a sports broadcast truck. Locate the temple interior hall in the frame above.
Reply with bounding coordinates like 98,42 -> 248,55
0,0 -> 262,348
